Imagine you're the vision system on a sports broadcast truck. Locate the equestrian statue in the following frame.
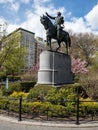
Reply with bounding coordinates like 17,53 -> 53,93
40,12 -> 71,54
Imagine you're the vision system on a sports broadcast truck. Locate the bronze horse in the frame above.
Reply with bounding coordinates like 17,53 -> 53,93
40,15 -> 71,54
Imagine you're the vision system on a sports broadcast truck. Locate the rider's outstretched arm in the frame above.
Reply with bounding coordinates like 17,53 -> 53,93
46,12 -> 55,19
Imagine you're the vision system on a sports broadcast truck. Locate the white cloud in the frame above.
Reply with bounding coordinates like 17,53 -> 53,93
0,17 -> 6,23
7,0 -> 66,39
20,10 -> 46,38
0,0 -> 5,3
0,0 -> 15,4
24,0 -> 66,38
0,17 -> 8,38
0,0 -> 20,12
85,3 -> 98,30
64,3 -> 98,35
33,0 -> 65,15
33,0 -> 51,4
21,0 -> 30,4
7,24 -> 19,34
65,17 -> 92,34
5,1 -> 98,39
9,2 -> 20,12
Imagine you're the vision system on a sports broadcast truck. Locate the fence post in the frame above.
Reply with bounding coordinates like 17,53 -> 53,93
19,96 -> 22,121
76,87 -> 80,125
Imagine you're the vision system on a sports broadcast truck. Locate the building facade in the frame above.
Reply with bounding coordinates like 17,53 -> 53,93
4,28 -> 46,71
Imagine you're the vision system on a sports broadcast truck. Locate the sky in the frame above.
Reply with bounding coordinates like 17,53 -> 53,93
0,0 -> 98,39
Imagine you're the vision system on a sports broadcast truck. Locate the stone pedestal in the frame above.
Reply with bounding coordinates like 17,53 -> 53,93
37,51 -> 73,85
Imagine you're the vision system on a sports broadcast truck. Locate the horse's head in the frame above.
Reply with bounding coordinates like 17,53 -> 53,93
40,15 -> 52,30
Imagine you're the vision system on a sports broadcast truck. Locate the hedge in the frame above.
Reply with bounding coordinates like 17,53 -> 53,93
0,97 -> 98,117
1,81 -> 36,96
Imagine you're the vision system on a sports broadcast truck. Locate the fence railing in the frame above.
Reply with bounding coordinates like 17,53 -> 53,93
0,96 -> 98,125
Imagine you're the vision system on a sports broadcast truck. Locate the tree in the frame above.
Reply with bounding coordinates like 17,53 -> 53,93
80,73 -> 98,99
71,32 -> 98,65
79,52 -> 98,99
0,31 -> 26,77
90,51 -> 98,72
71,56 -> 88,82
71,56 -> 88,74
0,22 -> 8,40
21,63 -> 39,81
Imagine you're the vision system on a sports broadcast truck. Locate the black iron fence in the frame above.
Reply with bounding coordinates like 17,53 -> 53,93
0,96 -> 98,125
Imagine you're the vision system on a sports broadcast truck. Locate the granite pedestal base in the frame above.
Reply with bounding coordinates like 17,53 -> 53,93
37,51 -> 73,85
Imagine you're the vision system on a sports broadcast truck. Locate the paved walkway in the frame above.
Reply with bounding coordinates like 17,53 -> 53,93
0,115 -> 98,130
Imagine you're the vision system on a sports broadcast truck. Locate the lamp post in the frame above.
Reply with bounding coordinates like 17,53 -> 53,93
76,86 -> 80,125
6,77 -> 9,90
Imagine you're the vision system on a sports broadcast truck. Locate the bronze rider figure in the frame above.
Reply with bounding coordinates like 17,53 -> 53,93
46,12 -> 64,40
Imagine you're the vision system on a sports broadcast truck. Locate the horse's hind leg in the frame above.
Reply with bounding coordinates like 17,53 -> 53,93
47,36 -> 52,50
66,46 -> 68,54
56,41 -> 61,51
65,40 -> 68,54
56,46 -> 60,51
46,36 -> 49,45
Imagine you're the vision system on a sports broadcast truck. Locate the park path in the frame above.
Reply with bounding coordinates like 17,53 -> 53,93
0,115 -> 98,130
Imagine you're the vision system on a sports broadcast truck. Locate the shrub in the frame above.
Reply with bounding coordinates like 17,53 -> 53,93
9,100 -> 19,112
1,81 -> 36,96
10,91 -> 28,98
20,81 -> 36,92
22,101 -> 67,117
27,84 -> 53,100
22,101 -> 33,113
21,73 -> 37,82
45,84 -> 77,104
80,97 -> 98,113
7,75 -> 21,82
1,82 -> 22,96
48,104 -> 67,117
0,98 -> 9,110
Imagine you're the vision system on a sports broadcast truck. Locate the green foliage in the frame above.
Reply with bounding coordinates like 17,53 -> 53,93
89,52 -> 98,73
45,84 -> 77,103
0,96 -> 98,118
0,71 -> 6,79
21,73 -> 37,82
9,100 -> 19,112
71,32 -> 98,65
0,32 -> 26,76
27,84 -> 84,111
27,85 -> 53,100
1,81 -> 36,96
80,98 -> 98,109
27,83 -> 87,105
10,91 -> 28,98
79,98 -> 98,116
0,83 -> 97,118
1,82 -> 22,96
7,75 -> 21,81
0,97 -> 67,117
80,74 -> 98,99
0,98 -> 9,110
20,81 -> 36,92
40,102 -> 67,117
